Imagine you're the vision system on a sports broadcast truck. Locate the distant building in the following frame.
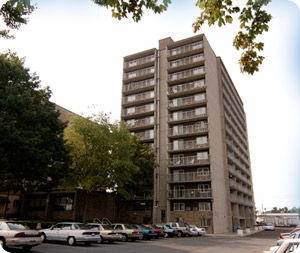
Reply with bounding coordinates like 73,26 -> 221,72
121,34 -> 255,233
257,212 -> 300,227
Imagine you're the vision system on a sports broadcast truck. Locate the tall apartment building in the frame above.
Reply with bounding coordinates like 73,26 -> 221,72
121,34 -> 255,234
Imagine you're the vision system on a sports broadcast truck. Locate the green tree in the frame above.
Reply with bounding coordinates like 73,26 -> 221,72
0,51 -> 71,193
1,0 -> 272,75
65,113 -> 140,196
0,0 -> 35,39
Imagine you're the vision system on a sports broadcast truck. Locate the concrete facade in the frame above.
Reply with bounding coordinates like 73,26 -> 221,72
121,34 -> 255,234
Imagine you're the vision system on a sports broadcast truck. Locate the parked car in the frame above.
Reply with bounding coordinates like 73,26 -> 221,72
280,226 -> 300,239
143,224 -> 165,238
188,225 -> 206,236
263,223 -> 275,231
186,224 -> 198,237
0,220 -> 42,252
269,239 -> 300,253
112,223 -> 142,242
131,224 -> 157,240
155,224 -> 178,238
165,222 -> 189,237
39,222 -> 100,246
276,231 -> 300,247
86,223 -> 124,243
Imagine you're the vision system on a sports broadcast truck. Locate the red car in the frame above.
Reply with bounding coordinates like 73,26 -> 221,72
279,226 -> 300,239
142,224 -> 165,238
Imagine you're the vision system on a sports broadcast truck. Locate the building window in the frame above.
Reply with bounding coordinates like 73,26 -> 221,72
128,71 -> 137,78
54,197 -> 73,211
196,136 -> 208,145
199,202 -> 211,211
174,203 -> 185,211
29,198 -> 46,211
128,60 -> 137,67
197,151 -> 208,160
198,184 -> 210,193
200,218 -> 211,227
197,167 -> 210,176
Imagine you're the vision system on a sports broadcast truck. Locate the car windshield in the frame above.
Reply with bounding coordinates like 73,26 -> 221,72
7,222 -> 29,230
124,224 -> 136,229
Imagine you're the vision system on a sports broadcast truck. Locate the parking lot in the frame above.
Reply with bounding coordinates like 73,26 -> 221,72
3,227 -> 292,253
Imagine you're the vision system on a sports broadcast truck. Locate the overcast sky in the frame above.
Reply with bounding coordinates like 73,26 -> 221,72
1,0 -> 299,212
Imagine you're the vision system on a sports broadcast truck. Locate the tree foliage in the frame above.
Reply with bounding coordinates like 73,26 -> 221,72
0,0 -> 272,74
92,0 -> 171,22
0,0 -> 35,39
0,51 -> 71,192
193,0 -> 272,74
65,113 -> 154,198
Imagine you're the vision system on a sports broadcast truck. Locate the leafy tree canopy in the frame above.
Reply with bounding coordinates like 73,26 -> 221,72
0,51 -> 71,192
0,0 -> 35,39
65,113 -> 150,198
1,0 -> 272,75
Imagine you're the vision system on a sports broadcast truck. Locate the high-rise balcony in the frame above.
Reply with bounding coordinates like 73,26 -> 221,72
167,171 -> 211,183
168,139 -> 209,152
168,67 -> 205,84
122,103 -> 154,117
168,108 -> 207,123
168,155 -> 209,167
168,54 -> 204,72
168,94 -> 206,109
168,41 -> 203,59
124,54 -> 155,70
168,189 -> 212,199
168,79 -> 206,97
123,78 -> 155,94
168,122 -> 208,137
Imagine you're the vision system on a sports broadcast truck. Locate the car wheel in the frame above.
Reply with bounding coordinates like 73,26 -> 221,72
164,233 -> 169,238
22,245 -> 32,252
177,231 -> 183,237
97,236 -> 103,244
122,234 -> 128,242
0,237 -> 6,249
67,236 -> 76,246
40,233 -> 47,242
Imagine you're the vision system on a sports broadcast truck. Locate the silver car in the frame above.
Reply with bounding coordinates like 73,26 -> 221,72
86,223 -> 124,243
0,220 -> 42,252
39,222 -> 100,246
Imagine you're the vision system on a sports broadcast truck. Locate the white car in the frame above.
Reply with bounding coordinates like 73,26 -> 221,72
39,222 -> 100,246
270,239 -> 300,253
263,223 -> 275,231
188,225 -> 206,236
0,220 -> 42,252
276,231 -> 300,247
86,223 -> 124,243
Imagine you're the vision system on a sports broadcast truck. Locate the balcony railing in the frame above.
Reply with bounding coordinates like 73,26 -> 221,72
169,155 -> 209,167
168,139 -> 208,151
168,189 -> 212,199
168,109 -> 207,122
125,55 -> 155,69
168,41 -> 203,57
168,54 -> 204,69
169,123 -> 208,137
168,171 -> 211,183
168,67 -> 205,82
123,91 -> 154,104
168,94 -> 206,108
125,118 -> 154,129
168,80 -> 205,95
124,79 -> 155,92
122,104 -> 154,117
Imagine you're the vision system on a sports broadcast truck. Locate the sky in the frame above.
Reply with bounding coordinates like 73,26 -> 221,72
0,0 -> 299,212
